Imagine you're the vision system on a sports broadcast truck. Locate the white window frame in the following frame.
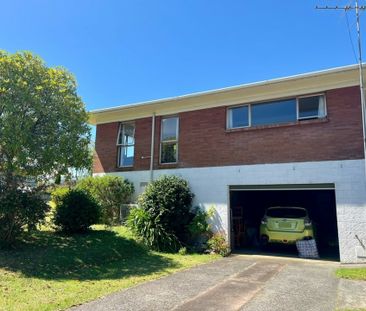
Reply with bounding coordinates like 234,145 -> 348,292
227,94 -> 327,129
296,94 -> 327,120
160,116 -> 179,164
227,104 -> 251,129
116,122 -> 135,168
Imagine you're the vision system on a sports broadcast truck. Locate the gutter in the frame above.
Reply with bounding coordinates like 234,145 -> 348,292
90,64 -> 360,116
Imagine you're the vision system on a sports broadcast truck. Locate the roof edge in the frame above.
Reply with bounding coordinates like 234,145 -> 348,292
90,63 -> 359,115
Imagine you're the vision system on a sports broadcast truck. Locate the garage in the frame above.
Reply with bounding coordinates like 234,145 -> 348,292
229,184 -> 340,260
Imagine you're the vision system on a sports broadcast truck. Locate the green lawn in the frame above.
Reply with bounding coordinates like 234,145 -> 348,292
0,226 -> 219,311
336,267 -> 366,281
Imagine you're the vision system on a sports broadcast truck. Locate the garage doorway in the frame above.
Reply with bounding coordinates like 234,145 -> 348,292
229,184 -> 339,260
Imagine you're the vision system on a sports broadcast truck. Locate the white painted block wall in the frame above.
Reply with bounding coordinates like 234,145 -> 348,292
96,159 -> 366,263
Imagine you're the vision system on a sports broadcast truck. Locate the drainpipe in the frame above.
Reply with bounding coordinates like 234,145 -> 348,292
150,113 -> 156,182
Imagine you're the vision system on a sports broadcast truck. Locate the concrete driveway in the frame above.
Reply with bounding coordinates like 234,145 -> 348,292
70,255 -> 366,311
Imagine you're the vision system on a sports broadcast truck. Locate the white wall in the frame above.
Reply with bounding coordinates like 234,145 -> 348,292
95,159 -> 366,263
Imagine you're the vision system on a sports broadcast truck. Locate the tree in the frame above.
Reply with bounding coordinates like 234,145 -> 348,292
0,51 -> 91,243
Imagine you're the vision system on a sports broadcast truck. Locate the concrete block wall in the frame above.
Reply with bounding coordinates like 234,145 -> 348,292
95,159 -> 366,263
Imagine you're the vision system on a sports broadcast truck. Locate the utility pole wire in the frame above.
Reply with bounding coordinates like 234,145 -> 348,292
354,0 -> 366,184
316,1 -> 366,179
345,9 -> 359,62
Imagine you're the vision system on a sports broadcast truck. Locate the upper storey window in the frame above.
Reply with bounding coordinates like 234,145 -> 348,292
160,117 -> 179,164
117,123 -> 135,167
228,106 -> 249,128
251,99 -> 296,126
227,94 -> 326,129
298,95 -> 326,120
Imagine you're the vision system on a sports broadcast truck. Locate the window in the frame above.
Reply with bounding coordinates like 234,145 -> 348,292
228,105 -> 249,128
117,123 -> 135,167
298,95 -> 326,120
160,117 -> 179,164
251,99 -> 296,126
266,208 -> 307,218
227,95 -> 326,129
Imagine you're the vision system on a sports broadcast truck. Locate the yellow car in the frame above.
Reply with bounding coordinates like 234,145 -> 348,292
260,206 -> 314,246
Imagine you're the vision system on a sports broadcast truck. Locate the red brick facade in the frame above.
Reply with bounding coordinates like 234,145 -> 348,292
93,86 -> 364,173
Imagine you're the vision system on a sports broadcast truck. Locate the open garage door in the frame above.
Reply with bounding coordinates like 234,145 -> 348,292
229,184 -> 339,260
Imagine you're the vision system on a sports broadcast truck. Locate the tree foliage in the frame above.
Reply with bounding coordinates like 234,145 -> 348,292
0,51 -> 91,243
0,51 -> 91,187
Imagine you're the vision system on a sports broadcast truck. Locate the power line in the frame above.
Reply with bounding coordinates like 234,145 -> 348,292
345,8 -> 359,62
316,1 -> 366,179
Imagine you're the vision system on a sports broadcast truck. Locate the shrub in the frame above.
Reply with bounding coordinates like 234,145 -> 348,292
76,176 -> 134,225
188,207 -> 214,238
126,207 -> 180,252
207,233 -> 230,257
127,175 -> 194,252
137,175 -> 194,246
54,189 -> 100,233
50,186 -> 70,207
0,188 -> 49,245
187,206 -> 215,252
178,247 -> 188,255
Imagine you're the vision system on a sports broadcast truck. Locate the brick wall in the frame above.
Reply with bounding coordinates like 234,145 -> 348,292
93,86 -> 364,173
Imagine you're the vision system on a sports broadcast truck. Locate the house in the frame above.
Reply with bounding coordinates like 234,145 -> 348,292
90,64 -> 366,263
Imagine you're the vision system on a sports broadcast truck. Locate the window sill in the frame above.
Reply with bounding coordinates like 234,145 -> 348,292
115,166 -> 135,172
157,163 -> 179,169
225,117 -> 329,133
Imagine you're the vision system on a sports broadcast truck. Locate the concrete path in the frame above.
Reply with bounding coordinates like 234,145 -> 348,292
70,255 -> 366,311
337,278 -> 366,310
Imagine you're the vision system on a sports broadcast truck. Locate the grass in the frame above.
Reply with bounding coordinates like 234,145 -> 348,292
0,226 -> 219,311
336,267 -> 366,281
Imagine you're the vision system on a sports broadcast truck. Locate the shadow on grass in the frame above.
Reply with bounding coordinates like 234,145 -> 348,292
0,229 -> 180,281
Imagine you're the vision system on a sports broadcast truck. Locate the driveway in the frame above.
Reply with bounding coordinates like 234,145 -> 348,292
70,255 -> 366,311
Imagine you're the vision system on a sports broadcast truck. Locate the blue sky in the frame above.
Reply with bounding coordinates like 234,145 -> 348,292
1,0 -> 364,111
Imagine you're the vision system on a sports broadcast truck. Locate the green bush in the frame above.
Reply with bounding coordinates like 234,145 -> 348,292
207,233 -> 230,257
187,206 -> 214,252
137,175 -> 194,245
178,247 -> 188,255
54,189 -> 100,233
0,188 -> 49,245
76,176 -> 134,225
127,175 -> 194,252
126,207 -> 180,252
188,207 -> 214,238
50,186 -> 70,207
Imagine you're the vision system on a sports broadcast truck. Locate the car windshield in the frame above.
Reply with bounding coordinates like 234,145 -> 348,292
266,208 -> 307,218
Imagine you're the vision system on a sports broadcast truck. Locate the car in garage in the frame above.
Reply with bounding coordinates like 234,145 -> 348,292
260,206 -> 314,246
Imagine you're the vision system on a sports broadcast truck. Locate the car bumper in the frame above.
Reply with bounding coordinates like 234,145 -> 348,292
260,226 -> 314,244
